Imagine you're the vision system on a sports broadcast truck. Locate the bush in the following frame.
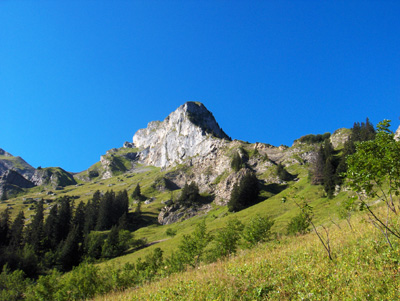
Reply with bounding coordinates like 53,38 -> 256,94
242,215 -> 274,247
166,228 -> 177,237
286,202 -> 313,235
0,266 -> 32,301
211,218 -> 244,258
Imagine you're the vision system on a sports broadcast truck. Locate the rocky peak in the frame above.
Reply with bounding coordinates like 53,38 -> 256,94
0,169 -> 35,189
132,102 -> 230,168
0,148 -> 12,157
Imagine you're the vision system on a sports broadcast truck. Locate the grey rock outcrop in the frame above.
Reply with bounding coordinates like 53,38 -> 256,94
395,125 -> 400,141
0,148 -> 12,157
133,102 -> 230,168
158,203 -> 212,225
31,167 -> 76,188
0,169 -> 36,198
330,128 -> 351,149
0,149 -> 36,180
0,170 -> 35,188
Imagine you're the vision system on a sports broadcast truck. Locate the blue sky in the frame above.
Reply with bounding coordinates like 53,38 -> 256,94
1,1 -> 399,172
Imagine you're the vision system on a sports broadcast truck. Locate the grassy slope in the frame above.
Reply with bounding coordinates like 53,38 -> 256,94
96,209 -> 400,300
5,140 -> 397,299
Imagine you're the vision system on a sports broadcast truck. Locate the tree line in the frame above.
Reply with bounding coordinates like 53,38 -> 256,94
0,189 -> 136,278
311,118 -> 376,197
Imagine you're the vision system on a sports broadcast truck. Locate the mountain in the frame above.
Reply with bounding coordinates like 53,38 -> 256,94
0,148 -> 36,180
0,148 -> 76,194
133,101 -> 230,168
0,169 -> 35,199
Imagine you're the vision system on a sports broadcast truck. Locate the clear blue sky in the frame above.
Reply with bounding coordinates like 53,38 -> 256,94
1,1 -> 399,172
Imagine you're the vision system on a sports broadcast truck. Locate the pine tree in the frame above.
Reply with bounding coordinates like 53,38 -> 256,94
131,184 -> 141,199
114,190 -> 129,223
72,201 -> 86,242
312,145 -> 325,185
0,208 -> 10,247
83,191 -> 101,235
57,226 -> 81,271
25,200 -> 45,255
96,190 -> 115,230
228,173 -> 260,212
231,152 -> 243,172
44,204 -> 59,250
57,196 -> 72,242
9,211 -> 25,250
324,157 -> 336,198
101,225 -> 120,258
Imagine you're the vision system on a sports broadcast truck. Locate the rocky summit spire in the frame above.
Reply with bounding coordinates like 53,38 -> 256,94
132,102 -> 230,168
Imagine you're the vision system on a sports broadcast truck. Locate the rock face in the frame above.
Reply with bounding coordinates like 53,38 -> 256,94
133,102 -> 230,168
395,125 -> 400,141
0,149 -> 36,180
31,167 -> 76,188
158,203 -> 212,225
330,128 -> 351,149
0,169 -> 36,198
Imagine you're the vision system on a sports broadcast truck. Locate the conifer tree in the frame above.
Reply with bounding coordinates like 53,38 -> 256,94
131,184 -> 141,199
96,190 -> 115,230
9,211 -> 25,250
0,208 -> 10,247
57,226 -> 81,271
72,201 -> 86,242
57,196 -> 72,242
44,205 -> 59,250
83,191 -> 101,234
228,173 -> 260,212
25,200 -> 45,255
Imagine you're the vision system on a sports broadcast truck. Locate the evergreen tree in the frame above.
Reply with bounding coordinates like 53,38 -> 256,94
231,152 -> 243,172
114,190 -> 129,223
177,182 -> 200,207
83,191 -> 101,235
131,184 -> 141,199
43,205 -> 59,250
72,201 -> 86,242
57,226 -> 81,271
57,196 -> 73,242
9,211 -> 25,250
324,156 -> 336,198
0,208 -> 10,247
101,226 -> 120,258
228,172 -> 260,212
311,145 -> 325,185
96,190 -> 115,230
276,163 -> 292,181
118,212 -> 130,230
25,200 -> 45,255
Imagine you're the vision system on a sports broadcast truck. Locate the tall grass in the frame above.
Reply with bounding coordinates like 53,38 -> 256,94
95,210 -> 400,300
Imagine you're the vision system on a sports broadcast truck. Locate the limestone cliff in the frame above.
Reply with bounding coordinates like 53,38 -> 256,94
133,102 -> 230,168
395,125 -> 400,141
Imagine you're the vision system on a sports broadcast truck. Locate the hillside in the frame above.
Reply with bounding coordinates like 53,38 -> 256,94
0,103 -> 399,300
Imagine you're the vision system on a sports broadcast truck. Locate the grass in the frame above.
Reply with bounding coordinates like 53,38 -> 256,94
95,208 -> 400,300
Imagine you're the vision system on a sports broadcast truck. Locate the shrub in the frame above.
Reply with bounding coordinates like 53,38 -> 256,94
212,218 -> 244,258
242,215 -> 274,247
166,228 -> 177,237
286,202 -> 313,235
